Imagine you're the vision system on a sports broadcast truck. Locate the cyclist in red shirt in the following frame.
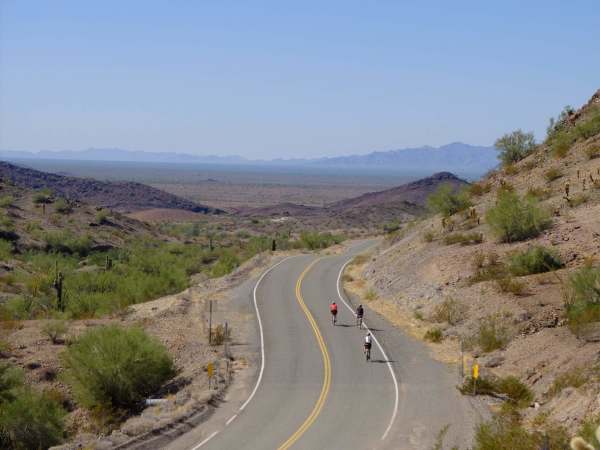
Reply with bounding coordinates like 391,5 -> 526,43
330,301 -> 338,325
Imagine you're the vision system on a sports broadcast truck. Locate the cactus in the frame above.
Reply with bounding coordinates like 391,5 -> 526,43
569,425 -> 600,450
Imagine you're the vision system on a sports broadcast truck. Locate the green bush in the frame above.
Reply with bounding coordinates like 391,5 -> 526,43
0,239 -> 12,261
495,130 -> 536,166
95,209 -> 110,224
211,250 -> 240,277
427,183 -> 472,217
0,387 -> 66,450
0,363 -> 65,450
383,220 -> 401,234
32,189 -> 53,205
548,367 -> 587,397
508,246 -> 563,276
473,415 -> 553,450
42,320 -> 68,344
0,195 -> 14,208
547,106 -> 600,158
53,198 -> 73,214
468,182 -> 492,197
0,363 -> 23,404
443,232 -> 483,246
496,376 -> 533,407
298,231 -> 344,250
62,325 -> 175,411
431,298 -> 467,325
564,266 -> 600,332
43,231 -> 93,257
477,315 -> 509,353
577,415 -> 600,449
543,167 -> 562,182
485,190 -> 551,243
424,327 -> 443,343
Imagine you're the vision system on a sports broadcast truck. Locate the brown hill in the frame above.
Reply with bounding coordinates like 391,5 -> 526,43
236,172 -> 468,231
329,171 -> 468,211
0,161 -> 222,214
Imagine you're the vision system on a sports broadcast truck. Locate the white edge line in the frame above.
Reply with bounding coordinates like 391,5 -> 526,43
189,255 -> 297,450
336,259 -> 399,441
191,431 -> 218,450
225,414 -> 237,425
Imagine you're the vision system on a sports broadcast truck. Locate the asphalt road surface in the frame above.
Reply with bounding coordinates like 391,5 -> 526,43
167,241 -> 483,450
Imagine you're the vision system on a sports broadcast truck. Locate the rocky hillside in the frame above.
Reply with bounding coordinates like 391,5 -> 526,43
238,172 -> 468,231
0,161 -> 221,214
351,89 -> 600,436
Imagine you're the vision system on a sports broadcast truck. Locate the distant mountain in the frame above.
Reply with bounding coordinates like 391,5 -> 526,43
1,142 -> 499,177
311,143 -> 498,176
0,161 -> 222,214
0,148 -> 247,164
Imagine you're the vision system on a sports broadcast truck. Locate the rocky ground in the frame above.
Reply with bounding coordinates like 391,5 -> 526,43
345,90 -> 600,435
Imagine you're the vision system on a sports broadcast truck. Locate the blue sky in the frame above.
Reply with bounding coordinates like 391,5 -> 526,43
1,1 -> 599,159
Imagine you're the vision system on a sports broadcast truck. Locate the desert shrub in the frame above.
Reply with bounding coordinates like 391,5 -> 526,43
443,232 -> 483,246
485,190 -> 551,242
577,415 -> 600,449
432,298 -> 467,325
42,320 -> 68,344
496,276 -> 527,295
383,220 -> 401,234
53,198 -> 72,214
495,130 -> 536,166
0,363 -> 23,404
525,186 -> 551,201
43,231 -> 93,257
424,327 -> 443,343
298,231 -> 344,250
0,387 -> 66,450
211,249 -> 240,277
585,146 -> 600,160
543,167 -> 563,182
470,251 -> 507,284
0,211 -> 14,232
548,367 -> 587,397
365,288 -> 377,301
210,323 -> 231,346
0,239 -> 12,261
564,266 -> 600,332
508,246 -> 563,276
469,182 -> 492,197
569,193 -> 589,207
497,376 -> 533,406
0,195 -> 14,208
477,315 -> 509,352
427,184 -> 472,217
422,230 -> 435,243
548,106 -> 600,159
472,416 -> 543,450
546,105 -> 574,140
504,164 -> 519,176
62,325 -> 175,411
95,209 -> 110,224
32,189 -> 53,205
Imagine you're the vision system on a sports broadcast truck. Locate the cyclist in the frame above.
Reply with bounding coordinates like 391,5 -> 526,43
356,304 -> 364,328
329,301 -> 338,325
364,332 -> 372,361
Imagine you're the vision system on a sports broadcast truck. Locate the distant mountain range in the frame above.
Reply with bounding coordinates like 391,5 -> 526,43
0,142 -> 499,177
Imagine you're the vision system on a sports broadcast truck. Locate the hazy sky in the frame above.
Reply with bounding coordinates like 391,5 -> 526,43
1,1 -> 599,159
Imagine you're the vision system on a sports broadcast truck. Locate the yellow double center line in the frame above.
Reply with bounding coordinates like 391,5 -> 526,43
278,258 -> 331,450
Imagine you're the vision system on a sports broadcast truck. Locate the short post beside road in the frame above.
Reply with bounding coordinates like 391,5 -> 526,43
472,363 -> 479,395
208,300 -> 213,344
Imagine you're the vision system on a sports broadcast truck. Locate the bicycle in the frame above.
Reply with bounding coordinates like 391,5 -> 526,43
364,344 -> 371,362
356,315 -> 363,329
331,310 -> 337,325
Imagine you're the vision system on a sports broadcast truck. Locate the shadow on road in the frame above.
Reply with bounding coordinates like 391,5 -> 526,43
370,359 -> 395,364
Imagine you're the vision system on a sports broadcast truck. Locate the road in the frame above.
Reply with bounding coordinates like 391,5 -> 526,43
167,242 -> 483,450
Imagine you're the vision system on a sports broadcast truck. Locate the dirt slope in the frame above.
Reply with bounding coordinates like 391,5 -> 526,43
354,89 -> 600,433
0,161 -> 221,214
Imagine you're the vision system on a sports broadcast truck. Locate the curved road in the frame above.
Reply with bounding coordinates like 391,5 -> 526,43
167,242 -> 482,450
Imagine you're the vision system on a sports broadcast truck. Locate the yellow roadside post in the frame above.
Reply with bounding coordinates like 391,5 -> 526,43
472,363 -> 479,395
207,362 -> 214,389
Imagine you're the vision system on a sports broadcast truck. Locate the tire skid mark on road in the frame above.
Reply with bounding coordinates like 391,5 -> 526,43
336,259 -> 399,442
277,257 -> 331,450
